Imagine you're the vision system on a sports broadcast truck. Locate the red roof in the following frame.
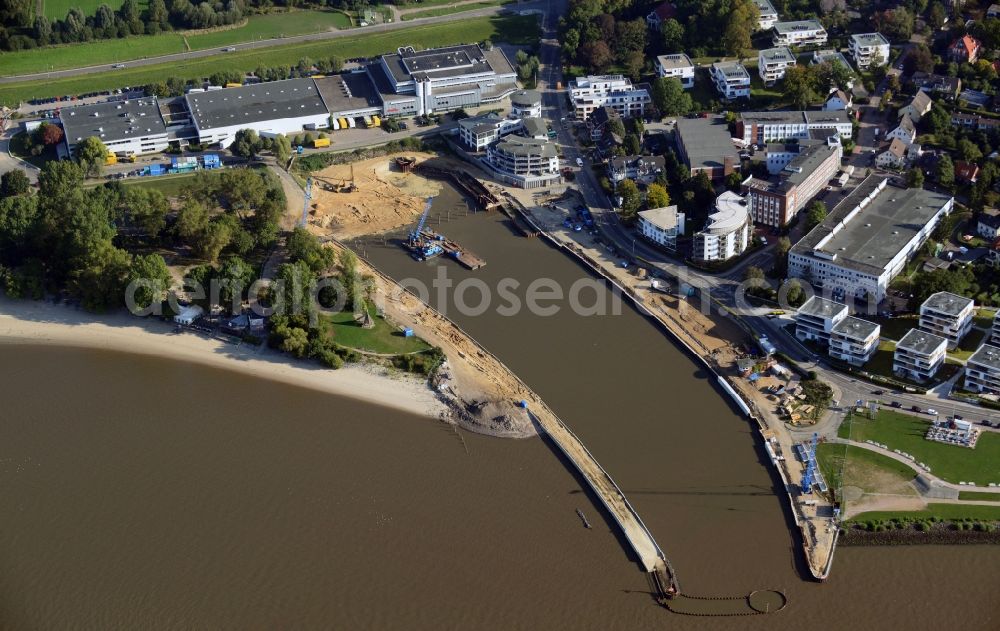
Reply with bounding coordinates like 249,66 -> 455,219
651,1 -> 676,21
955,160 -> 980,182
953,35 -> 981,58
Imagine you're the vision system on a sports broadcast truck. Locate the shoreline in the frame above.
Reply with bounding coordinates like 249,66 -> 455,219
0,297 -> 447,420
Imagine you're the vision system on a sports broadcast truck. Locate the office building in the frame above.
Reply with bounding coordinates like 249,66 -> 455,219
736,110 -> 852,145
787,176 -> 954,303
742,137 -> 842,227
484,136 -> 560,188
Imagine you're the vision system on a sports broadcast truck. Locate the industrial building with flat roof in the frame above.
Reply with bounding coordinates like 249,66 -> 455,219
674,116 -> 739,182
737,110 -> 852,144
59,96 -> 171,156
742,136 -> 842,227
185,78 -> 330,148
788,176 -> 954,303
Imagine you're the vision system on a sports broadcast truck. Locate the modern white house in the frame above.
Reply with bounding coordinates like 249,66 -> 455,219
893,329 -> 948,382
638,206 -> 685,251
692,192 -> 752,262
990,310 -> 1000,345
795,295 -> 849,345
457,113 -> 523,150
919,291 -> 974,348
964,344 -> 1000,394
654,54 -> 695,89
977,210 -> 1000,240
787,176 -> 954,303
758,47 -> 797,85
710,61 -> 751,100
829,316 -> 881,366
848,33 -> 890,69
509,89 -> 542,119
772,20 -> 827,47
754,0 -> 779,30
568,75 -> 650,121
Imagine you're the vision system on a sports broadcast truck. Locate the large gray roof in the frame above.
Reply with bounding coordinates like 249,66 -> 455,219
790,176 -> 953,276
832,316 -> 880,340
510,89 -> 542,107
897,328 -> 947,355
968,344 -> 1000,371
494,136 -> 557,158
921,291 -> 973,316
59,96 -> 167,145
314,72 -> 382,113
773,19 -> 825,34
797,295 -> 848,320
741,110 -> 851,126
382,44 -> 511,83
186,79 -> 327,131
675,116 -> 739,171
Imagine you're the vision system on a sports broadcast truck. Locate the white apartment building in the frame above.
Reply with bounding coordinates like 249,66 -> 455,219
758,47 -> 797,85
754,0 -> 779,30
569,75 -> 650,121
849,33 -> 890,69
457,113 -> 522,150
795,295 -> 849,345
692,192 -> 752,262
893,329 -> 948,382
919,291 -> 974,348
484,136 -> 560,188
655,54 -> 695,89
886,115 -> 917,145
829,316 -> 881,366
991,310 -> 1000,346
638,206 -> 685,251
964,344 -> 1000,394
788,176 -> 954,303
710,61 -> 751,100
737,110 -> 852,145
772,20 -> 827,47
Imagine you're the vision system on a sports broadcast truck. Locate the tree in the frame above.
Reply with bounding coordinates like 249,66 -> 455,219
928,2 -> 947,29
773,236 -> 792,277
880,7 -> 914,40
338,248 -> 361,311
722,0 -> 759,56
33,15 -> 52,45
660,18 -> 684,53
231,128 -> 263,159
124,187 -> 169,240
745,265 -> 765,282
176,199 -> 210,242
652,77 -> 692,116
937,153 -> 955,189
646,183 -> 670,209
75,136 -> 108,177
907,168 -> 925,189
957,138 -> 983,162
623,133 -> 641,156
814,60 -> 855,92
616,179 -> 641,222
41,122 -> 64,146
147,0 -> 168,29
127,253 -> 171,310
217,254 -> 254,311
579,41 -> 613,72
782,66 -> 818,110
725,171 -> 743,192
904,44 -> 934,74
288,226 -> 335,273
0,169 -> 30,196
804,201 -> 827,231
269,134 -> 292,166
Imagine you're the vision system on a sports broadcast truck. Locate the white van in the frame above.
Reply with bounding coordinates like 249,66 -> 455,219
575,157 -> 584,167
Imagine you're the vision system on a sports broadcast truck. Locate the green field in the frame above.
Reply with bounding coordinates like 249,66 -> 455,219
1,11 -> 353,78
0,15 -> 538,106
849,503 -> 1000,523
839,410 -> 1000,486
43,0 -> 136,19
817,442 -> 918,498
320,306 -> 431,355
401,0 -> 511,21
958,490 -> 1000,502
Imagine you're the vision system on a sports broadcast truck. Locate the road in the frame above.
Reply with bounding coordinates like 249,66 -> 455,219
529,6 -> 1000,430
0,2 -> 541,85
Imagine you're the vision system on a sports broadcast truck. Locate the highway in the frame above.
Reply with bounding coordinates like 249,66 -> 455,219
0,2 -> 540,85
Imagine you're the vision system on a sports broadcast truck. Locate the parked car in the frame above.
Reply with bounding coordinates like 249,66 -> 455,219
890,401 -> 902,408
927,408 -> 938,416
911,406 -> 922,413
872,389 -> 885,396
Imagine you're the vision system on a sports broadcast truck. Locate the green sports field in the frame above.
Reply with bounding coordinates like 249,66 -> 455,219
1,11 -> 354,78
0,15 -> 539,106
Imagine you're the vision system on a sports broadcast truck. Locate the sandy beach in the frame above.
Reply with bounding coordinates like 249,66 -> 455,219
0,297 -> 447,419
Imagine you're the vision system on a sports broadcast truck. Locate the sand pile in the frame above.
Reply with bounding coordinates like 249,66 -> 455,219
308,152 -> 444,240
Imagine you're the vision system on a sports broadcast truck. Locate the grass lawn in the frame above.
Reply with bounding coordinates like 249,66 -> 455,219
949,328 -> 985,362
974,307 -> 996,330
2,11 -> 352,78
870,314 -> 919,342
958,490 -> 1000,501
116,172 -> 202,197
43,0 -> 136,19
816,442 -> 917,501
401,0 -> 511,21
319,305 -> 431,355
839,409 -> 1000,486
0,15 -> 538,106
862,340 -> 896,377
849,503 -> 1000,523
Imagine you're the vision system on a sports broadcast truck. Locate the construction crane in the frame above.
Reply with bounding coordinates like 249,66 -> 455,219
300,177 -> 312,227
800,433 -> 819,493
409,197 -> 435,245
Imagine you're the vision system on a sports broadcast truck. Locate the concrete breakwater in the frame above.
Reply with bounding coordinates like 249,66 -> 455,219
505,198 -> 836,583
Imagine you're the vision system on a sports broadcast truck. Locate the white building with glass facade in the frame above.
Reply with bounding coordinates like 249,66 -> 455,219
795,296 -> 848,345
919,291 -> 974,348
638,206 -> 685,251
829,316 -> 880,365
692,192 -> 752,262
893,329 -> 948,382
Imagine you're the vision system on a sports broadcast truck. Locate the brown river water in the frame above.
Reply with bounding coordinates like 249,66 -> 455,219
0,187 -> 998,629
